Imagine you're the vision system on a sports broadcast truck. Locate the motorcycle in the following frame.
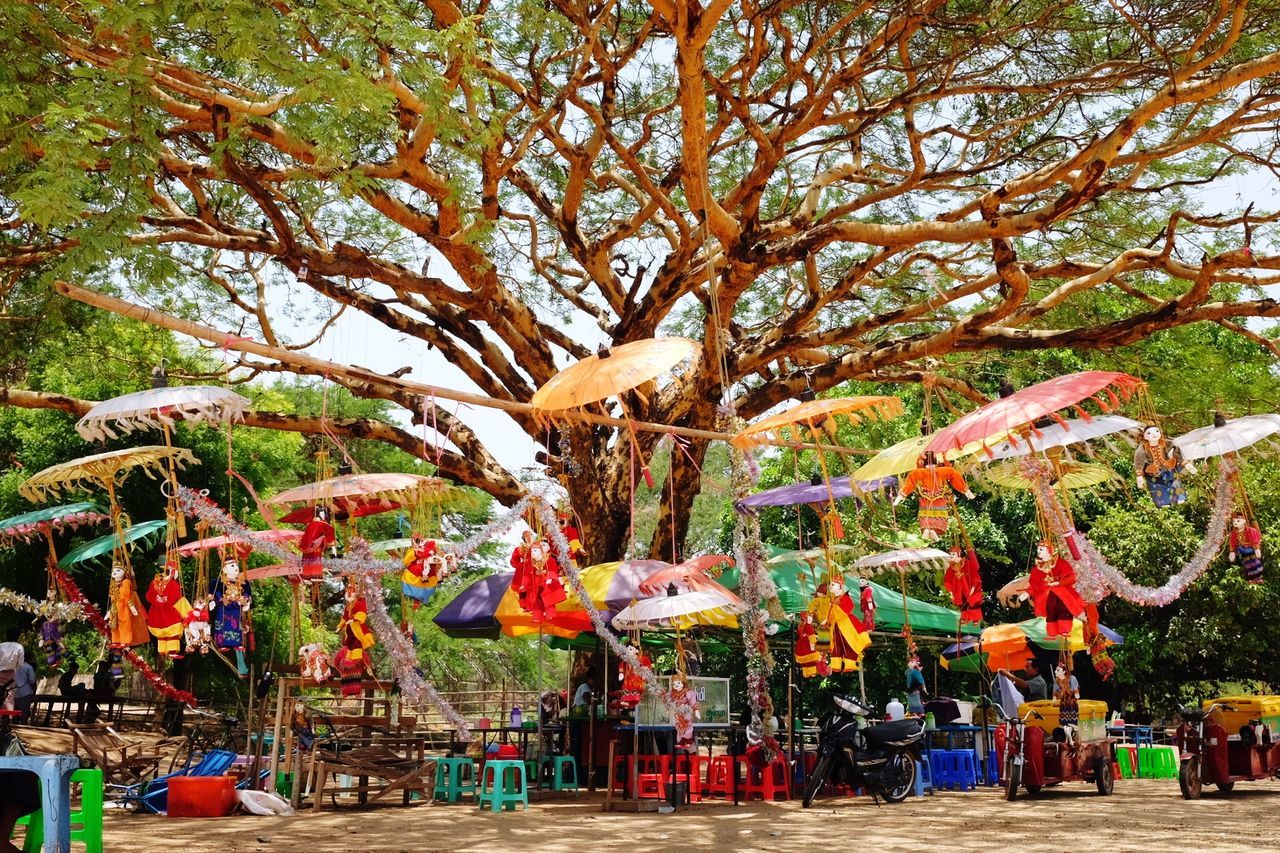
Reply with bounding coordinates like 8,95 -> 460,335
802,694 -> 923,807
999,704 -> 1114,801
1176,700 -> 1280,799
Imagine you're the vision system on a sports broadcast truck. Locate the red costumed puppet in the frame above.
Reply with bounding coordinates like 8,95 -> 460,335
944,546 -> 984,626
510,530 -> 567,622
794,611 -> 823,678
300,506 -> 336,581
858,580 -> 877,631
401,535 -> 441,608
618,648 -> 652,709
1229,512 -> 1264,584
335,582 -> 376,697
893,452 -> 975,541
145,560 -> 191,658
1029,541 -> 1085,638
557,509 -> 585,569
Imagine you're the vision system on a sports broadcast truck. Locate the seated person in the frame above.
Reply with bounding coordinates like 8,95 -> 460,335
57,661 -> 88,697
0,771 -> 41,853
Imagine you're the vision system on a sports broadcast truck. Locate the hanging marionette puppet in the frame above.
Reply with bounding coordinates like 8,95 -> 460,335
145,559 -> 191,658
944,545 -> 984,626
39,619 -> 64,668
212,556 -> 252,675
108,564 -> 149,649
823,575 -> 872,673
335,580 -> 375,697
893,451 -> 976,541
510,528 -> 567,623
1134,424 -> 1194,508
667,673 -> 699,751
617,636 -> 652,711
1029,541 -> 1086,638
401,534 -> 441,608
300,505 -> 336,581
1229,510 -> 1264,584
557,507 -> 585,569
794,610 -> 825,678
858,578 -> 877,631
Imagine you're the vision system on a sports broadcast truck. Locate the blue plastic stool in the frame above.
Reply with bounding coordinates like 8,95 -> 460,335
913,752 -> 934,797
931,749 -> 977,792
0,754 -> 80,853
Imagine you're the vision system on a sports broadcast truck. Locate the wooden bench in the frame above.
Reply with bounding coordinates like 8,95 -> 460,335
27,695 -> 126,729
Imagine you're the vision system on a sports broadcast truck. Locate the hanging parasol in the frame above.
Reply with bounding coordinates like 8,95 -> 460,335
74,385 -> 250,442
612,585 -> 746,631
637,555 -> 739,598
735,475 -> 896,512
985,461 -> 1115,492
175,529 -> 303,557
941,618 -> 1123,673
1173,413 -> 1280,461
530,338 -> 700,414
848,547 -> 956,579
277,498 -> 402,524
731,396 -> 904,450
578,559 -> 672,613
368,537 -> 414,555
851,434 -> 986,481
0,502 -> 108,543
57,519 -> 168,567
982,415 -> 1143,461
432,573 -> 591,639
267,473 -> 453,507
927,372 -> 1145,456
720,546 -> 824,614
19,447 -> 199,504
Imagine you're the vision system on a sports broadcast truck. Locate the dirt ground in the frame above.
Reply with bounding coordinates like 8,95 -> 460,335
94,779 -> 1278,853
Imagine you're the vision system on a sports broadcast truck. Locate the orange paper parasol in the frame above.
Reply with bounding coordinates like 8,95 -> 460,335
731,396 -> 905,450
530,338 -> 700,413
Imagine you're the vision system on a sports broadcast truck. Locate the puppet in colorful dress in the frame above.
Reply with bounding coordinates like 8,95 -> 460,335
794,610 -> 825,678
300,506 -> 335,581
557,509 -> 585,568
401,535 -> 442,608
212,559 -> 251,652
858,580 -> 877,631
510,530 -> 567,622
183,595 -> 213,654
618,648 -> 652,709
1029,542 -> 1085,638
39,619 -> 64,668
894,452 -> 975,541
944,546 -> 984,626
823,577 -> 872,672
146,560 -> 191,658
1229,512 -> 1264,584
1134,425 -> 1193,508
1054,663 -> 1081,744
336,582 -> 375,696
668,677 -> 699,751
298,643 -> 334,684
108,565 -> 149,648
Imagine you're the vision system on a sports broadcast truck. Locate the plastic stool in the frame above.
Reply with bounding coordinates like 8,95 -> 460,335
705,755 -> 740,798
541,755 -> 579,793
1116,746 -> 1136,779
913,753 -> 934,797
610,754 -> 634,794
432,757 -> 477,803
671,754 -> 705,802
477,760 -> 528,812
932,749 -> 977,791
635,773 -> 666,799
1154,745 -> 1178,779
14,767 -> 104,853
1,755 -> 79,853
742,755 -> 790,801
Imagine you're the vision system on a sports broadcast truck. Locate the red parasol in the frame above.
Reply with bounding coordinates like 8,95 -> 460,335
637,555 -> 737,597
176,529 -> 303,556
277,498 -> 401,524
926,371 -> 1144,456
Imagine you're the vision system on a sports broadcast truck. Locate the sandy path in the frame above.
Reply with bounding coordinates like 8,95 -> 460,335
99,779 -> 1279,852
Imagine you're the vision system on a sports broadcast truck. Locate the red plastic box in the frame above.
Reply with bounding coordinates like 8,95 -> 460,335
168,775 -> 238,817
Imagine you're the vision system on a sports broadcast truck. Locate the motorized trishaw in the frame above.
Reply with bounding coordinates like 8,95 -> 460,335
998,699 -> 1115,800
1176,695 -> 1280,799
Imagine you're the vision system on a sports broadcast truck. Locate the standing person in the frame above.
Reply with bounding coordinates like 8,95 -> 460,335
998,659 -> 1048,701
0,630 -> 22,712
12,650 -> 35,722
572,676 -> 595,716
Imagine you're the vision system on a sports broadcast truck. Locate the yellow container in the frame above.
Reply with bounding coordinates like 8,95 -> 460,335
1203,695 -> 1280,735
1019,699 -> 1109,741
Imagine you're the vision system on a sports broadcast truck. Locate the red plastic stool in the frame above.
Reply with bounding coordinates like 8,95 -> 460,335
635,773 -> 666,799
705,755 -> 743,798
610,755 -> 635,794
742,755 -> 791,801
674,754 -> 707,802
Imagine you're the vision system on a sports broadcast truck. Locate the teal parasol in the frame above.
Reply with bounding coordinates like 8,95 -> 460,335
58,519 -> 168,567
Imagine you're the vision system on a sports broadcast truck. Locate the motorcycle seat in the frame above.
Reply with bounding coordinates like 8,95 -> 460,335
863,718 -> 921,745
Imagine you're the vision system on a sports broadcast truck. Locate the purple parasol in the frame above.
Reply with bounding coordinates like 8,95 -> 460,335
735,475 -> 897,512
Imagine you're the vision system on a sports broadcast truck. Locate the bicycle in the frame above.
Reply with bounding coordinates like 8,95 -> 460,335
156,707 -> 241,775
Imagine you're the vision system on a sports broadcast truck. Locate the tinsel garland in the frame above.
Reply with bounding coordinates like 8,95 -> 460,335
344,538 -> 471,737
1022,456 -> 1237,606
50,566 -> 198,706
530,498 -> 674,712
0,588 -> 85,622
722,412 -> 782,764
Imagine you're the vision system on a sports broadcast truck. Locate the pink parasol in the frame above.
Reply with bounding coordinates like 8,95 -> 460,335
266,472 -> 448,506
176,529 -> 303,556
638,555 -> 737,597
276,498 -> 401,524
926,372 -> 1144,456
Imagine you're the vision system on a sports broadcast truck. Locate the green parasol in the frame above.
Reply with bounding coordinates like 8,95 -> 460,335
58,519 -> 168,567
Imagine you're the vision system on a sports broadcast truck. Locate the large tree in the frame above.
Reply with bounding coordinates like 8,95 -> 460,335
3,0 -> 1280,560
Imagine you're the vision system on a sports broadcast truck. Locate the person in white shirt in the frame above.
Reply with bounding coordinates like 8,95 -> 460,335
0,631 -> 24,712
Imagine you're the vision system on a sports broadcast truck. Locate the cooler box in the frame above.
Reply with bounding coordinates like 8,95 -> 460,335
1018,699 -> 1108,741
167,775 -> 238,817
1204,695 -> 1280,737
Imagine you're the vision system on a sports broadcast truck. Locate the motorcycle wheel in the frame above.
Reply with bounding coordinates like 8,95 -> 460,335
1093,755 -> 1114,796
881,751 -> 916,803
803,750 -> 834,808
1004,756 -> 1021,802
1179,758 -> 1202,800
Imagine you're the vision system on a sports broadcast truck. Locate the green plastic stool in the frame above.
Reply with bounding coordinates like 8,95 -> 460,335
14,767 -> 104,853
1136,746 -> 1153,779
1116,748 -> 1135,779
477,760 -> 528,812
540,755 -> 579,793
1154,746 -> 1178,779
433,757 -> 477,803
